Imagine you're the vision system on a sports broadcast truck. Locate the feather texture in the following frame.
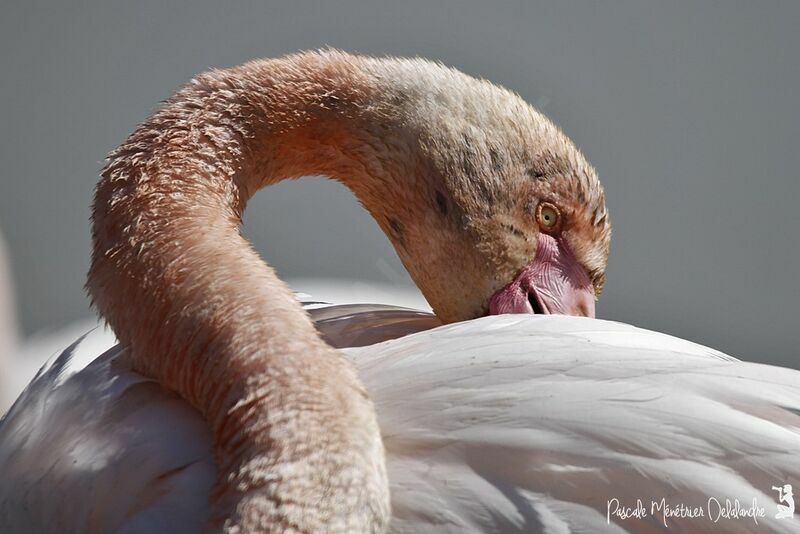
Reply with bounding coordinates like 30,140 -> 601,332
2,304 -> 799,533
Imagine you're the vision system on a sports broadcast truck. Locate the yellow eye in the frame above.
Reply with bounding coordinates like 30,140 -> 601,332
537,203 -> 560,231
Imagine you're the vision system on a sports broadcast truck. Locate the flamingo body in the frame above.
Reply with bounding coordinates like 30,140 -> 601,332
2,301 -> 799,533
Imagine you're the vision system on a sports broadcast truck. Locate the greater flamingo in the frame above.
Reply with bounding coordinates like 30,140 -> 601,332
2,51 -> 798,533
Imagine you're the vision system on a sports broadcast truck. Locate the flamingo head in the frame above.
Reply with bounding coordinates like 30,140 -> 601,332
373,71 -> 611,323
470,149 -> 610,321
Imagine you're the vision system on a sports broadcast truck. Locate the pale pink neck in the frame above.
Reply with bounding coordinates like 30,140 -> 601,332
88,52 -> 408,531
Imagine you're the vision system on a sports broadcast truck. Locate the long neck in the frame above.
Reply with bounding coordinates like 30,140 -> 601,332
88,52 -> 422,532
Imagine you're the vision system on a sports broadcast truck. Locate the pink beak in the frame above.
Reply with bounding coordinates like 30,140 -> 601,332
489,233 -> 596,318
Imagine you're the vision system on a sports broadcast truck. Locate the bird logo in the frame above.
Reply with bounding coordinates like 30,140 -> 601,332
772,484 -> 795,519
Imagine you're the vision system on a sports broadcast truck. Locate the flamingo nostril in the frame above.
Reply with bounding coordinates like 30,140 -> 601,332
527,292 -> 543,315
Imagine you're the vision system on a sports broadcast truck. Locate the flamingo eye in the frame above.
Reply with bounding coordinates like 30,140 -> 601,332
536,202 -> 561,231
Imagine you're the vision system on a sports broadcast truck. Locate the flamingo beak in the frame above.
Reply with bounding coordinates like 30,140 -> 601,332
488,233 -> 595,318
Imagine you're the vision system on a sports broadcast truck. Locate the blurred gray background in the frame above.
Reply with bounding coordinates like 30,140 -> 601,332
0,1 -> 797,367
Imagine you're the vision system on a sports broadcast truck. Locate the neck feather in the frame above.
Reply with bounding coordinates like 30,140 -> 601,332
88,51 -> 420,532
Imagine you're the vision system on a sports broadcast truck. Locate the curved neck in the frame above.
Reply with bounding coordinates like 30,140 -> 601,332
88,52 -> 418,531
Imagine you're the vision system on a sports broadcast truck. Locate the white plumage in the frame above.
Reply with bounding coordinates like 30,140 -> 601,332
2,299 -> 799,533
